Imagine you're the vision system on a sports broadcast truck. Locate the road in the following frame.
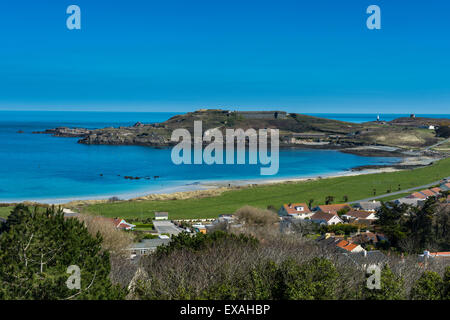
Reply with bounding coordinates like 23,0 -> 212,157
424,138 -> 450,151
350,176 -> 449,204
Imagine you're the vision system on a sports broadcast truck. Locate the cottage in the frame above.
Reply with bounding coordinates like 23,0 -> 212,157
394,197 -> 425,207
336,240 -> 365,253
278,203 -> 313,219
440,182 -> 450,192
418,189 -> 438,198
343,210 -> 377,221
408,192 -> 428,200
352,201 -> 381,212
314,204 -> 350,215
430,187 -> 442,195
351,231 -> 386,245
129,238 -> 171,258
113,218 -> 136,230
310,212 -> 343,225
418,250 -> 450,262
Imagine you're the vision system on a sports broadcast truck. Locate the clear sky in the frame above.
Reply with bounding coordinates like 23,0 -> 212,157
0,0 -> 449,113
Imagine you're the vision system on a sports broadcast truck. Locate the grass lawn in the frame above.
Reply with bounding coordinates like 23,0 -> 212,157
0,206 -> 14,218
132,223 -> 155,231
84,157 -> 450,220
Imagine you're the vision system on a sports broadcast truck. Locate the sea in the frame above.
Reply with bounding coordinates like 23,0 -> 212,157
0,111 -> 448,203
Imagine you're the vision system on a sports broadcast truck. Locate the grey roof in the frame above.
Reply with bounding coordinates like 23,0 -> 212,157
353,201 -> 381,211
130,238 -> 171,250
394,198 -> 425,206
153,220 -> 182,235
0,217 -> 6,224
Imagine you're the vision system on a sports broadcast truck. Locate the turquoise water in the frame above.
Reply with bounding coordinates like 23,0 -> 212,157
1,111 -> 445,203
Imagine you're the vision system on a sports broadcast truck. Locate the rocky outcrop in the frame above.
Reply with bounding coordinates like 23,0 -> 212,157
78,129 -> 172,146
32,109 -> 450,152
33,127 -> 92,137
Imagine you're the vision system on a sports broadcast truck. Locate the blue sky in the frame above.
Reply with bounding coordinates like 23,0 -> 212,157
0,0 -> 449,113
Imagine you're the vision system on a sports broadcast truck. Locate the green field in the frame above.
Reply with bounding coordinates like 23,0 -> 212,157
83,157 -> 450,220
0,206 -> 14,218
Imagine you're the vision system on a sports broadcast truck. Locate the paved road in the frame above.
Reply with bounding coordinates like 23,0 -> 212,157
424,138 -> 450,151
350,176 -> 449,204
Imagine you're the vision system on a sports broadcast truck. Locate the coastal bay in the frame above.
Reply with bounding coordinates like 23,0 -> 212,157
0,111 -> 447,203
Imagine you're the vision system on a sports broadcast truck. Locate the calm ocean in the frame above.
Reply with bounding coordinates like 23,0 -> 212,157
0,111 -> 447,203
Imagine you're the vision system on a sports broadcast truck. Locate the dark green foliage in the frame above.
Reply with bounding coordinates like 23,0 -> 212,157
410,271 -> 444,300
444,267 -> 450,300
375,202 -> 409,248
0,205 -> 125,300
275,258 -> 339,300
377,198 -> 449,252
156,231 -> 258,256
436,125 -> 450,138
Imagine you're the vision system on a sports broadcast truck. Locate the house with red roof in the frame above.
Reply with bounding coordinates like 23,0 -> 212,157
113,218 -> 136,230
408,192 -> 428,200
419,189 -> 438,198
278,203 -> 313,219
314,203 -> 351,215
430,187 -> 441,195
439,182 -> 450,192
336,239 -> 365,253
419,250 -> 450,262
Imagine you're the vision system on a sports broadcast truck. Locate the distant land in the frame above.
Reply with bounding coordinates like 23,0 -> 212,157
35,109 -> 450,158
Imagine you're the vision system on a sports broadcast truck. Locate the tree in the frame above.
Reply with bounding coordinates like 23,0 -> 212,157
234,206 -> 279,227
308,199 -> 314,209
0,205 -> 125,300
275,258 -> 338,300
325,196 -> 334,205
343,195 -> 349,203
375,202 -> 409,248
443,267 -> 450,300
363,265 -> 405,300
156,231 -> 258,256
406,198 -> 435,251
410,271 -> 444,300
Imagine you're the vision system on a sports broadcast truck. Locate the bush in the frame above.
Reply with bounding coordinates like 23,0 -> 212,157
234,206 -> 279,226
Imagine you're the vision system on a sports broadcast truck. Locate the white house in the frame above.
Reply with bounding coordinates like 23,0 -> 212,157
310,212 -> 343,225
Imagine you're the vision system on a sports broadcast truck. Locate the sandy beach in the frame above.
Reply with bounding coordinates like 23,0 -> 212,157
5,154 -> 441,207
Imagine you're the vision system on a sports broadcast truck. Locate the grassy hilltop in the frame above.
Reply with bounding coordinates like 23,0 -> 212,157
39,109 -> 449,149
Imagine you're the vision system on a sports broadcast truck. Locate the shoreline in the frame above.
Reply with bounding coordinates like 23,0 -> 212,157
0,154 -> 438,206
